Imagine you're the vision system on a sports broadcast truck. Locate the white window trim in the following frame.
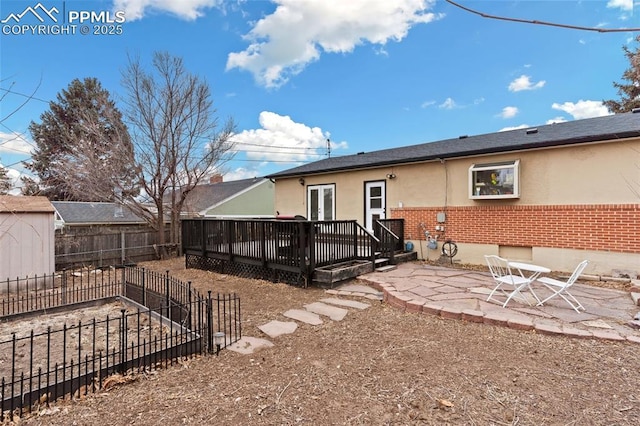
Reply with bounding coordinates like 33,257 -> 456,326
307,184 -> 336,221
469,159 -> 520,200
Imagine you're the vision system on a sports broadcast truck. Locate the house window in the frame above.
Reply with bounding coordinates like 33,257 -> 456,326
469,160 -> 520,199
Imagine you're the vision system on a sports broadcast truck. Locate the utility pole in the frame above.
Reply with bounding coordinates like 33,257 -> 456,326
326,138 -> 331,158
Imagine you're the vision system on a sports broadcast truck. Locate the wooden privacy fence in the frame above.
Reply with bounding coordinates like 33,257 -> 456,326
0,267 -> 241,421
55,226 -> 173,270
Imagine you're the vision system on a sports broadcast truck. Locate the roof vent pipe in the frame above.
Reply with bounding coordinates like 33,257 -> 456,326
526,128 -> 538,135
114,188 -> 124,218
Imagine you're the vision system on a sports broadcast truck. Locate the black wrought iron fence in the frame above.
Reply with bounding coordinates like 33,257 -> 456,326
1,269 -> 121,317
0,267 -> 241,422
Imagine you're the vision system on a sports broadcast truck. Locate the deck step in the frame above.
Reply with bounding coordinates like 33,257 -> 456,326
374,258 -> 389,265
376,264 -> 397,273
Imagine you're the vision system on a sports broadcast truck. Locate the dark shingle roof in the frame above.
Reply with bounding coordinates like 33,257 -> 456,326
52,201 -> 147,225
181,178 -> 265,214
268,112 -> 640,178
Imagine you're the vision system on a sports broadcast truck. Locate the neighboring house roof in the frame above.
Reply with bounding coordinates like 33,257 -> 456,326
268,111 -> 640,178
180,177 -> 267,215
0,195 -> 55,213
52,201 -> 147,225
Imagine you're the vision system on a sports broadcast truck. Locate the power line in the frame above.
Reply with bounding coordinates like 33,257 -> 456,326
0,89 -> 337,159
235,149 -> 325,156
231,140 -> 322,151
0,87 -> 50,104
445,0 -> 640,33
0,123 -> 35,146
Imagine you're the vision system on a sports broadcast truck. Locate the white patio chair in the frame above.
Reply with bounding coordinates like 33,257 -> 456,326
485,255 -> 532,307
534,260 -> 589,312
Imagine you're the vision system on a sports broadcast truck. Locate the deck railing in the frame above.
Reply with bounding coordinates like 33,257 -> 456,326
182,218 -> 406,286
374,219 -> 405,264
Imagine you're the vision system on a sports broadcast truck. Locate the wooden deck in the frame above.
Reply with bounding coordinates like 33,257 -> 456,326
182,218 -> 414,287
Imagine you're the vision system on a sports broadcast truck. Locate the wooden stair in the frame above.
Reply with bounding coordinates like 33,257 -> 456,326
313,250 -> 417,288
374,256 -> 397,272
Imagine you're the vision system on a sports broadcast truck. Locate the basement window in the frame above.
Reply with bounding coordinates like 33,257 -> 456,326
469,160 -> 520,199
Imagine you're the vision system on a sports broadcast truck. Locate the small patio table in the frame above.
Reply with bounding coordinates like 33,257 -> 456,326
507,261 -> 550,306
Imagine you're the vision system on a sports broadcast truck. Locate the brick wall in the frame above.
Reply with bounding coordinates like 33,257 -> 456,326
392,204 -> 640,254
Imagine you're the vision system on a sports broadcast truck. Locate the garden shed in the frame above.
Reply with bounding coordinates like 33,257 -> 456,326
0,195 -> 55,280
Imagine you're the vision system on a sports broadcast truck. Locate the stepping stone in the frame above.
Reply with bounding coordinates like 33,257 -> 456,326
227,336 -> 274,355
320,298 -> 371,310
304,302 -> 349,321
283,309 -> 323,325
470,287 -> 492,296
333,283 -> 381,295
626,320 -> 640,330
259,320 -> 298,338
582,319 -> 613,329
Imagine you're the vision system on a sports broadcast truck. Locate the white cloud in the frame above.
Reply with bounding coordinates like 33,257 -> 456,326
439,98 -> 457,110
113,0 -> 220,21
545,116 -> 567,125
231,111 -> 347,163
499,106 -> 518,119
508,75 -> 546,92
499,124 -> 529,132
607,0 -> 633,11
551,100 -> 612,120
0,162 -> 26,195
420,100 -> 436,108
0,132 -> 33,155
224,167 -> 262,181
226,0 -> 441,88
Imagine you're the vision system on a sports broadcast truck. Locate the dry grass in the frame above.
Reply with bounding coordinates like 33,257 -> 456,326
15,257 -> 640,426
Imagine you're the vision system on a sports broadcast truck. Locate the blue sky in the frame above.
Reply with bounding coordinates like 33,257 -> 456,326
0,0 -> 638,192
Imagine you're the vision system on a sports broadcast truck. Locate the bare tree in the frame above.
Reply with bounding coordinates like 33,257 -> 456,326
121,51 -> 235,251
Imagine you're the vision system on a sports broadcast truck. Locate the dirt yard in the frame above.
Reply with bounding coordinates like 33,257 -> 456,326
0,300 -> 172,382
14,257 -> 640,425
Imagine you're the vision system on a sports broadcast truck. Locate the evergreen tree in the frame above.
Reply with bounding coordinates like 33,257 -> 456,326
0,166 -> 11,194
27,78 -> 137,201
604,35 -> 640,113
20,176 -> 41,196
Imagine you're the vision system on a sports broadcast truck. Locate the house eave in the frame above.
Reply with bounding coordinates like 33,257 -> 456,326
267,131 -> 640,179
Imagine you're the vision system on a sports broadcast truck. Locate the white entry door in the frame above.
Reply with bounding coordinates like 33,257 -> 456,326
308,184 -> 335,221
365,181 -> 386,231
